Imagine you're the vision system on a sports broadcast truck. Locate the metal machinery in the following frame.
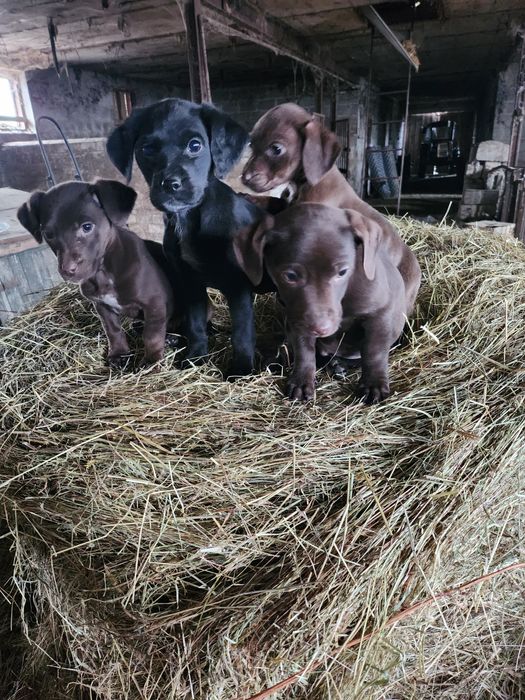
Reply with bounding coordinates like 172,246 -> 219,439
418,119 -> 463,178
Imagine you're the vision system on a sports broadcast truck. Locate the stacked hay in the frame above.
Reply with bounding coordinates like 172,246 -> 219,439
0,219 -> 524,700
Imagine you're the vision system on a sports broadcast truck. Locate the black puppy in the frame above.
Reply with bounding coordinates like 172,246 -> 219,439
107,98 -> 274,377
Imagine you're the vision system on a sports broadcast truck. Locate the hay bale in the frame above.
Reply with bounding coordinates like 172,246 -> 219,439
0,218 -> 524,699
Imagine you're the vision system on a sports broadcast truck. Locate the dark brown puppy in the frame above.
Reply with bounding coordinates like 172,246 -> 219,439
234,203 -> 420,404
241,103 -> 420,311
17,179 -> 177,369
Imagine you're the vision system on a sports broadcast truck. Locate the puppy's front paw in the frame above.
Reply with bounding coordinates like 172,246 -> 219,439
285,372 -> 315,401
107,353 -> 134,371
357,378 -> 390,405
181,343 -> 209,369
226,358 -> 254,380
139,352 -> 163,372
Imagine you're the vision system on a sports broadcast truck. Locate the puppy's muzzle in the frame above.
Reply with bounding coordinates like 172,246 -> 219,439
307,322 -> 338,338
298,310 -> 341,339
60,264 -> 84,282
149,171 -> 202,213
59,254 -> 84,280
241,169 -> 271,192
162,177 -> 182,194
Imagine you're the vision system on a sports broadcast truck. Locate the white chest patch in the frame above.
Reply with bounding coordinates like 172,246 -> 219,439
97,293 -> 122,311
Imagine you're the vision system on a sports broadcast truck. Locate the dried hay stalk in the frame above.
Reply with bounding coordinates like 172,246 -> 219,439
0,218 -> 524,699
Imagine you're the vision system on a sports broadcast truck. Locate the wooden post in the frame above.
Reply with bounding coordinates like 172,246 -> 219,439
184,0 -> 211,104
501,34 -> 525,223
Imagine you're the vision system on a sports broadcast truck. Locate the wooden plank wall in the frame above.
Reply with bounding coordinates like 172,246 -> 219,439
0,246 -> 62,326
0,187 -> 40,257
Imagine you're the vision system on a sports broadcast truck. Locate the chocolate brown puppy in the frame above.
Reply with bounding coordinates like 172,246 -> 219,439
17,179 -> 178,369
242,103 -> 420,311
234,203 -> 420,404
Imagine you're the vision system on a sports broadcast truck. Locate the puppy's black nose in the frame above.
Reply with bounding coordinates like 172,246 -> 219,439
308,322 -> 334,337
61,264 -> 78,278
162,177 -> 182,194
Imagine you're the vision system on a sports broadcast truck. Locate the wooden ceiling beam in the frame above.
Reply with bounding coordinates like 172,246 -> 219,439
183,0 -> 212,103
200,0 -> 358,87
359,6 -> 419,70
260,0 -> 401,19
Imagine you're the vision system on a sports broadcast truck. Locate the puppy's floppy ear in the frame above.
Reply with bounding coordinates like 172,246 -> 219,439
301,118 -> 341,186
200,103 -> 249,179
90,179 -> 137,226
106,106 -> 146,182
17,191 -> 45,242
344,209 -> 383,281
233,214 -> 274,287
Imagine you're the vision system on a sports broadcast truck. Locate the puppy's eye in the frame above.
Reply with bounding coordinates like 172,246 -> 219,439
283,270 -> 299,283
81,222 -> 94,233
140,142 -> 157,157
187,138 -> 203,155
337,268 -> 349,277
269,143 -> 285,157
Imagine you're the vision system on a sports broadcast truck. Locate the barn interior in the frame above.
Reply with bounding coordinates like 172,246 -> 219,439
1,0 -> 524,282
1,2 -> 525,699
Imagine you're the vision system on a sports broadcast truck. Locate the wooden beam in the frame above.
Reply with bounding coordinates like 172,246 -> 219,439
183,0 -> 212,103
359,6 -> 419,71
200,0 -> 358,87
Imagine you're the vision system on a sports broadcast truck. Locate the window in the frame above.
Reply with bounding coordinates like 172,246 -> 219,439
0,72 -> 34,132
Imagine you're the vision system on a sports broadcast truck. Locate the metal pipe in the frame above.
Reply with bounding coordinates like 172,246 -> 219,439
370,119 -> 405,126
35,116 -> 83,188
396,63 -> 412,216
359,27 -> 374,198
329,79 -> 337,132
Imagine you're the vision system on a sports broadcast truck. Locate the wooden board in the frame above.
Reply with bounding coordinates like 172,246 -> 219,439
0,245 -> 62,325
0,187 -> 40,258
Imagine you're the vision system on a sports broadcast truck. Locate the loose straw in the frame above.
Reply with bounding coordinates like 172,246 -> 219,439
242,562 -> 525,700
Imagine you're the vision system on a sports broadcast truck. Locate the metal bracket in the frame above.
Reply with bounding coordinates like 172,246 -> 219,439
35,116 -> 83,188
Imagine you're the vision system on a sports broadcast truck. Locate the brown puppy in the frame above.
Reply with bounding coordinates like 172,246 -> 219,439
241,103 -> 420,311
234,203 -> 420,404
17,179 -> 178,369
